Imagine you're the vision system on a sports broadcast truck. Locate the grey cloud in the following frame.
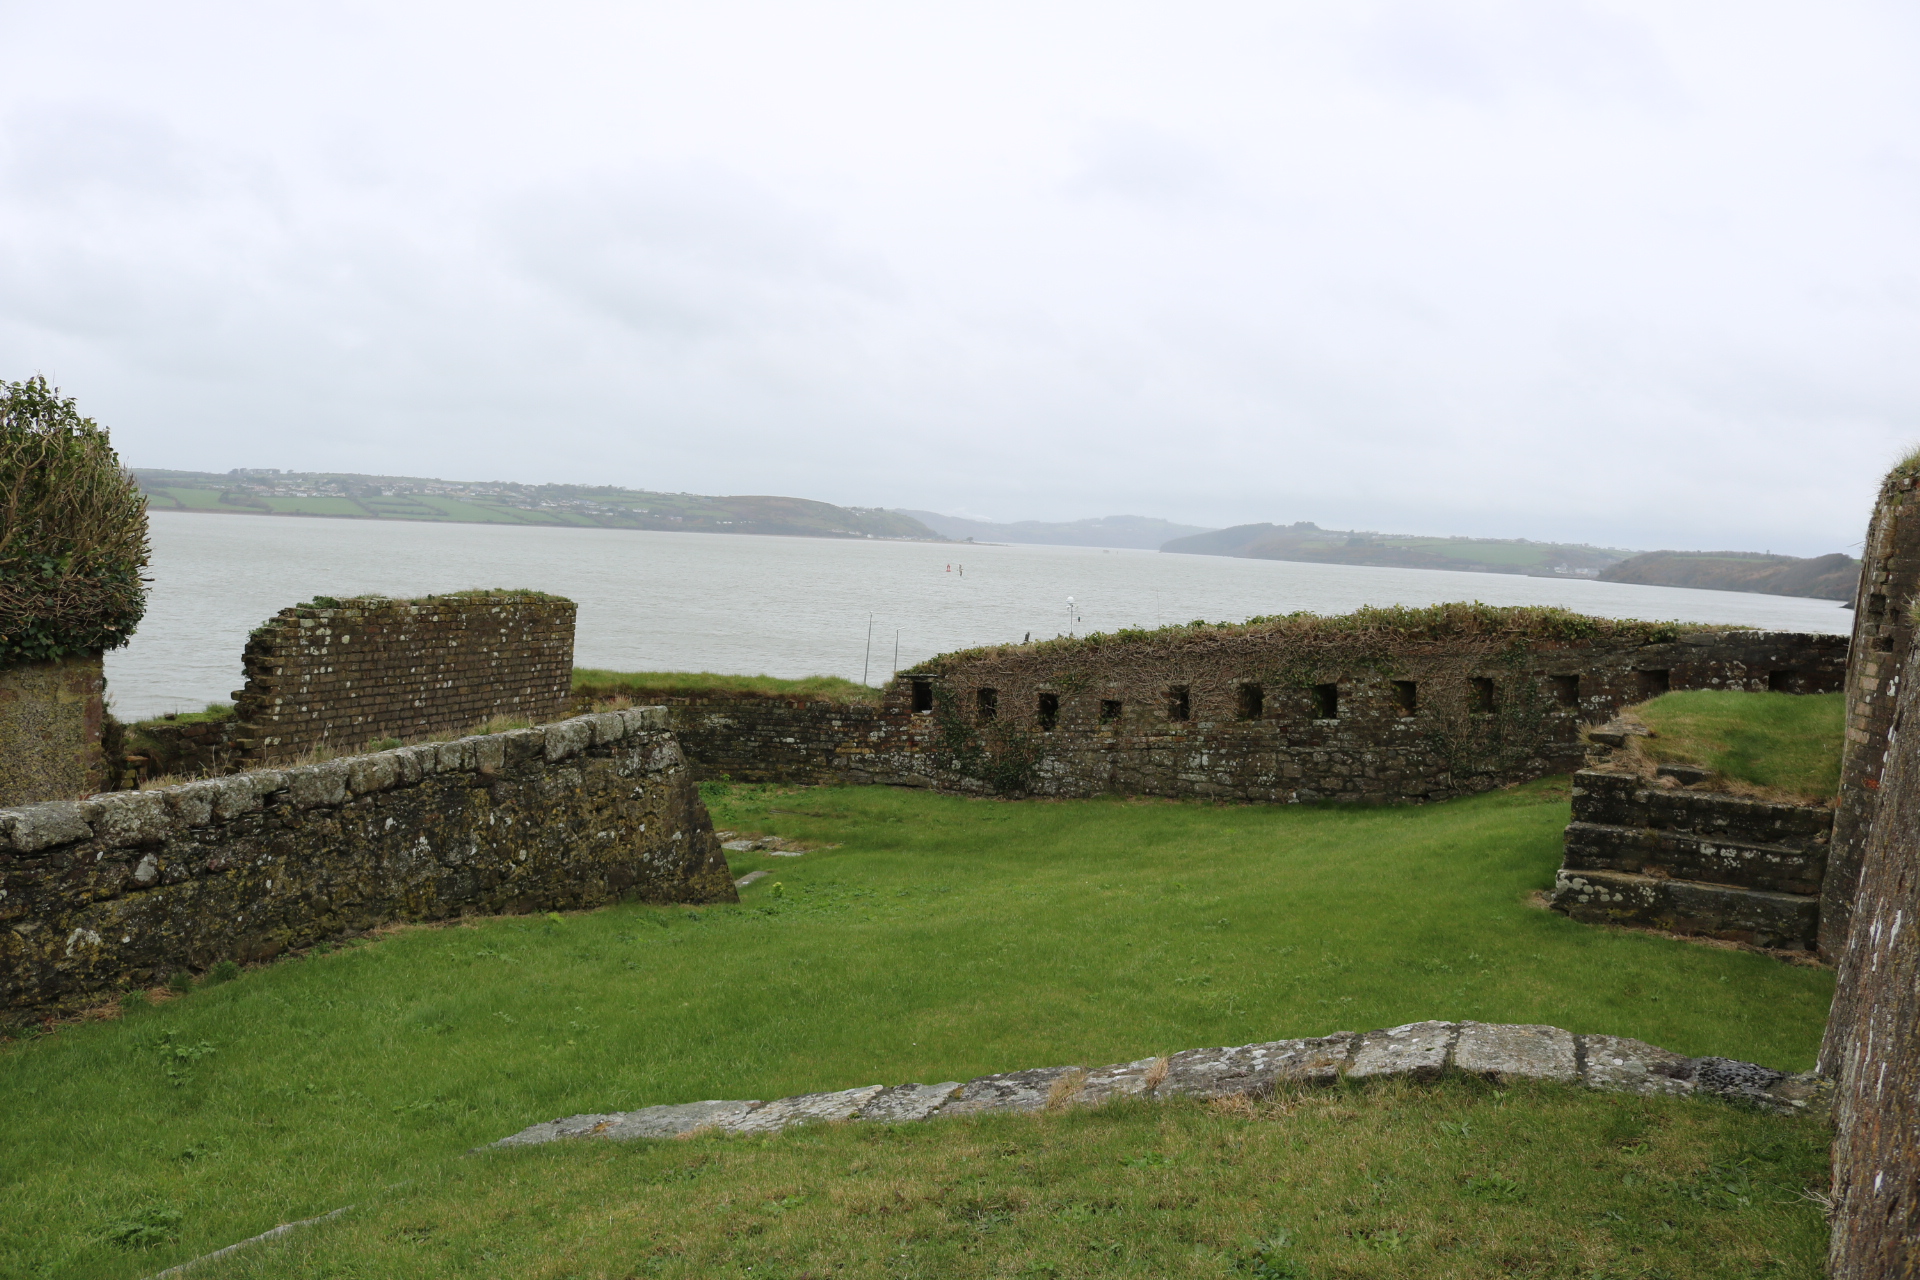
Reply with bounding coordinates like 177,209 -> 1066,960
0,2 -> 1908,559
1068,122 -> 1226,207
1356,0 -> 1687,112
501,166 -> 897,340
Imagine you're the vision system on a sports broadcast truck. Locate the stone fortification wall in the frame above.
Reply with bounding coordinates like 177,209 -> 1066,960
1550,770 -> 1831,950
628,697 -> 887,786
494,1019 -> 1829,1149
0,655 -> 106,805
1824,632 -> 1920,1276
0,708 -> 735,1015
888,625 -> 1842,803
1825,469 -> 1920,958
234,591 -> 575,763
643,619 -> 1842,804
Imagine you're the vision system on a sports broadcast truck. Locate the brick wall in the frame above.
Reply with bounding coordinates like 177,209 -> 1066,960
234,591 -> 575,763
0,708 -> 735,1015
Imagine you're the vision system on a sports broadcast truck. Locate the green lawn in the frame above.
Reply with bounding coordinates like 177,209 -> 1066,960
193,1080 -> 1828,1280
1630,691 -> 1844,800
0,781 -> 1833,1278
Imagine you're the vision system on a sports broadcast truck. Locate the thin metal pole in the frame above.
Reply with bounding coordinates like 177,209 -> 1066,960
893,630 -> 900,677
862,613 -> 873,685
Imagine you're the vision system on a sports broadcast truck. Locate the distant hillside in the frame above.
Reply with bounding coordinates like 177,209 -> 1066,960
899,511 -> 1214,550
135,470 -> 940,541
1599,551 -> 1858,602
1162,522 -> 1631,578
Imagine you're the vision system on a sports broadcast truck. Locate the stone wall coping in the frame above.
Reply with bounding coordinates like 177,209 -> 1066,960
487,1019 -> 1830,1149
0,706 -> 670,856
1571,769 -> 1834,821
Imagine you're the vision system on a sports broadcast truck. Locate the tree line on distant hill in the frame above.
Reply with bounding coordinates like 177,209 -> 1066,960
132,465 -> 1860,603
1598,551 -> 1859,602
133,469 -> 938,542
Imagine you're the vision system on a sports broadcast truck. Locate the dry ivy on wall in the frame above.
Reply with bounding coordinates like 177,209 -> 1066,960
0,377 -> 150,668
929,685 -> 1045,794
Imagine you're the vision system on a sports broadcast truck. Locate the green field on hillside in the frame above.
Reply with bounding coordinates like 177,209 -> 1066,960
0,781 -> 1833,1278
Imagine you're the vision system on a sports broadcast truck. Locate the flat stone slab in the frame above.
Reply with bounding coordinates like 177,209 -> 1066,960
1158,1035 -> 1355,1098
943,1066 -> 1084,1116
491,1099 -> 760,1147
858,1082 -> 962,1123
726,1085 -> 883,1134
484,1021 -> 1823,1148
1454,1021 -> 1578,1083
1348,1021 -> 1456,1082
1075,1057 -> 1163,1106
1579,1034 -> 1696,1098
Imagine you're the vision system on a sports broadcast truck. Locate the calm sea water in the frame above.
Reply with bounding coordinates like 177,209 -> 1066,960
103,510 -> 1853,721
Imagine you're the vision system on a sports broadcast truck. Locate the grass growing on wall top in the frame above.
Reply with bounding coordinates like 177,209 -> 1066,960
0,781 -> 1832,1277
1627,691 -> 1845,801
572,667 -> 882,703
912,602 -> 1708,671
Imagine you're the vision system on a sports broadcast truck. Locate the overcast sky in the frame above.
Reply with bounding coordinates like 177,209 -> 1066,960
2,2 -> 1914,554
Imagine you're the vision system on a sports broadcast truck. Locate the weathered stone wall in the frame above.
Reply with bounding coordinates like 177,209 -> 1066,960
234,592 -> 576,763
1824,634 -> 1920,1276
620,697 -> 888,786
117,715 -> 238,787
638,628 -> 1845,804
1825,470 -> 1920,957
0,708 -> 735,1015
1550,770 -> 1831,950
0,655 -> 106,806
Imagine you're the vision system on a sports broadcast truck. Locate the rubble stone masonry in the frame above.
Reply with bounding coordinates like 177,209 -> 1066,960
1550,770 -> 1831,950
650,626 -> 1844,805
0,708 -> 735,1015
1825,471 -> 1920,957
0,655 -> 106,806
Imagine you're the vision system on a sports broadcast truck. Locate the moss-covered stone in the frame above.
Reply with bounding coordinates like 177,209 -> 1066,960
0,655 -> 104,806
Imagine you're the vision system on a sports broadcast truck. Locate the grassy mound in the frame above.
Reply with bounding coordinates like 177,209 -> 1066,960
1628,691 -> 1844,801
918,602 -> 1703,671
192,1080 -> 1826,1279
0,782 -> 1833,1276
572,668 -> 880,704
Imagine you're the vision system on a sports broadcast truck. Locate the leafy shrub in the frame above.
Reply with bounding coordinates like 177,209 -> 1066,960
205,959 -> 240,985
0,376 -> 149,667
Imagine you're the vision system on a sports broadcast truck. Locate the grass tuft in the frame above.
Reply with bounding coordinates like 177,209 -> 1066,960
572,668 -> 882,703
